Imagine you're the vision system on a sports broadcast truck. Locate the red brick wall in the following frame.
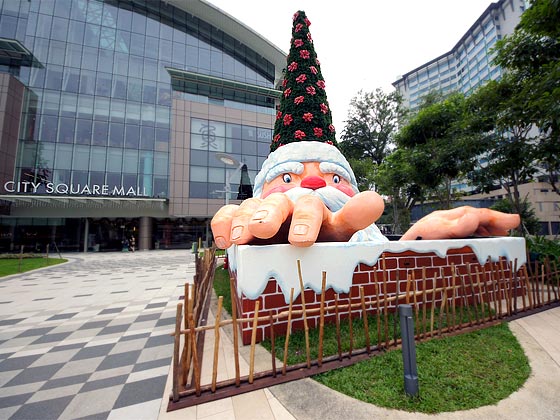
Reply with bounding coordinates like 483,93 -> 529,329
230,246 -> 522,345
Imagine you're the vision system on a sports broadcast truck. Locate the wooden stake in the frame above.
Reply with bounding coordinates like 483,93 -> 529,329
282,288 -> 295,376
534,261 -> 541,307
520,263 -> 527,311
512,259 -> 519,314
211,296 -> 223,393
228,277 -> 240,387
412,270 -> 419,335
430,276 -> 437,337
348,290 -> 354,357
382,256 -> 389,349
476,267 -> 490,323
296,260 -> 311,369
467,264 -> 479,324
438,283 -> 448,336
499,259 -> 512,316
451,264 -> 457,331
541,268 -> 546,306
181,283 -> 191,387
248,300 -> 260,384
405,272 -> 412,304
523,265 -> 534,310
375,280 -> 382,350
172,303 -> 183,402
269,312 -> 276,377
421,267 -> 427,339
188,313 -> 201,396
459,271 -> 473,326
360,286 -> 370,353
318,273 -> 326,366
335,293 -> 342,360
552,259 -> 560,301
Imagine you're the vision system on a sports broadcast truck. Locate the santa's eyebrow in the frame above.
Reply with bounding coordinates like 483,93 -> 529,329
265,161 -> 304,183
319,162 -> 352,181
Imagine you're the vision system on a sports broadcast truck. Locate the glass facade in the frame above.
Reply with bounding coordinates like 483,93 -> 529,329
0,0 -> 283,251
189,118 -> 272,199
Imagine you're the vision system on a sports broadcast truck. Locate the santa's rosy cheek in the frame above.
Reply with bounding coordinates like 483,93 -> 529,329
335,184 -> 355,197
261,184 -> 294,198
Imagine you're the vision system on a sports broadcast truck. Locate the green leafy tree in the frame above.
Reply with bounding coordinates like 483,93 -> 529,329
345,158 -> 376,192
493,0 -> 560,194
340,88 -> 405,166
373,148 -> 420,234
466,77 -> 538,229
395,93 -> 489,209
272,11 -> 336,152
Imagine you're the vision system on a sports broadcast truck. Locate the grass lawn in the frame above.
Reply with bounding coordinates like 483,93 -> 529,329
314,323 -> 530,413
0,257 -> 67,277
212,265 -> 530,414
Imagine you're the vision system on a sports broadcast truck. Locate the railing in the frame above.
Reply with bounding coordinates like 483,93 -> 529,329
168,254 -> 559,411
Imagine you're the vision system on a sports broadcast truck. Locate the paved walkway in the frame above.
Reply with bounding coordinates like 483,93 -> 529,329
1,251 -> 559,419
0,250 -> 193,419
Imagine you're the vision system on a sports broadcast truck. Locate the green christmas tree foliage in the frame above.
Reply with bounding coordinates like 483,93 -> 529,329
271,10 -> 337,152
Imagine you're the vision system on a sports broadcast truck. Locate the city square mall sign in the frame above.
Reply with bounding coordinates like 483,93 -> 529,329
3,181 -> 148,197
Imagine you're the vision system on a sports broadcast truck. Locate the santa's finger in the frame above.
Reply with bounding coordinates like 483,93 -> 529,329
288,195 -> 326,247
330,191 -> 385,234
475,208 -> 520,232
211,205 -> 241,249
228,198 -> 263,245
248,193 -> 294,239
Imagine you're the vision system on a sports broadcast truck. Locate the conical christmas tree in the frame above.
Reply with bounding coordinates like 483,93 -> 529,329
271,11 -> 337,153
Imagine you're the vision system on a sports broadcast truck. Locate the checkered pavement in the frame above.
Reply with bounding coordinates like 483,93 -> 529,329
0,250 -> 194,420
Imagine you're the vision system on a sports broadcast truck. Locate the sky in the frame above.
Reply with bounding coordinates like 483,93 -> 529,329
206,0 -> 495,138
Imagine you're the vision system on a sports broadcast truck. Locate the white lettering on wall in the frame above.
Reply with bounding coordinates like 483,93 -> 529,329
3,181 -> 149,197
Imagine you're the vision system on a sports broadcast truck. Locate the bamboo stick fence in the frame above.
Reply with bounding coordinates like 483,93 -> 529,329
168,253 -> 560,411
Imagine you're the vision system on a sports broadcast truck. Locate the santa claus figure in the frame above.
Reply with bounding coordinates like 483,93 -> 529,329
210,11 -> 519,248
211,141 -> 519,249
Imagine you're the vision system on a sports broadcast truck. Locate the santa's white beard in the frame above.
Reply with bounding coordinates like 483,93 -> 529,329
282,186 -> 350,212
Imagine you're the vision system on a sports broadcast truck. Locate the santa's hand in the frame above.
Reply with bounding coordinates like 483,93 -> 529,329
400,206 -> 520,241
211,191 -> 384,248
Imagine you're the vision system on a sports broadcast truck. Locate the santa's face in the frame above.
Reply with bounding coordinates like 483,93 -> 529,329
261,161 -> 356,199
259,161 -> 361,213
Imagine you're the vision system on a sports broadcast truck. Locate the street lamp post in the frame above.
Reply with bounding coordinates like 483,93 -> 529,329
215,153 -> 244,205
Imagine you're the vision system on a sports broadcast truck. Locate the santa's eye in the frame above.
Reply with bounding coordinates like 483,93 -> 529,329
282,174 -> 292,183
332,175 -> 341,184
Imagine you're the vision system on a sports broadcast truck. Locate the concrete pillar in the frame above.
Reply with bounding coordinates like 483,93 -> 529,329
83,218 -> 89,253
139,216 -> 152,250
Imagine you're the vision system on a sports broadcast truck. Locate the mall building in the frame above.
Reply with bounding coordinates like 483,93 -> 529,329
0,0 -> 286,252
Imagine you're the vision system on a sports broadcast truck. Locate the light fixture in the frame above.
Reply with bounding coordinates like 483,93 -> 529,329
215,153 -> 244,205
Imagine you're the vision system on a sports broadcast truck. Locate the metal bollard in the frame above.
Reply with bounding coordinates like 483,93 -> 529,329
399,304 -> 419,397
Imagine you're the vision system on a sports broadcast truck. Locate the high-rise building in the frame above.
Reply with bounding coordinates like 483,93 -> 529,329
0,0 -> 286,252
392,0 -> 559,236
393,0 -> 528,110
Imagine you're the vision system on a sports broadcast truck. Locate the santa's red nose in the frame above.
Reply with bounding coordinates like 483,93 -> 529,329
301,175 -> 326,190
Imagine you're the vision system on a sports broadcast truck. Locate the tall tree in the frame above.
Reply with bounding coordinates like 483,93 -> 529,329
466,77 -> 538,228
340,88 -> 405,166
395,93 -> 489,209
373,148 -> 420,234
493,0 -> 560,194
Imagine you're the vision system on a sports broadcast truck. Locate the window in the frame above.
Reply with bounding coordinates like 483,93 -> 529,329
58,117 -> 75,143
92,121 -> 108,146
73,145 -> 90,170
109,122 -> 124,147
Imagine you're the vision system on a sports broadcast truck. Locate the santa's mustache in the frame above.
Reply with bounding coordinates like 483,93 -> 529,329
283,186 -> 351,212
